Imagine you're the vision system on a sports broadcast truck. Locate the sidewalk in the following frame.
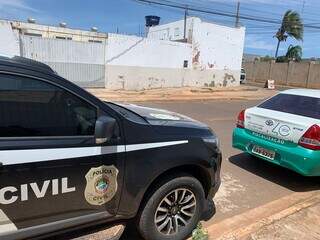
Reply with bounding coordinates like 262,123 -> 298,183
87,86 -> 277,102
208,191 -> 320,240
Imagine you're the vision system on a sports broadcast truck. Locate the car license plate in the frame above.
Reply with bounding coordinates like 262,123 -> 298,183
252,145 -> 275,160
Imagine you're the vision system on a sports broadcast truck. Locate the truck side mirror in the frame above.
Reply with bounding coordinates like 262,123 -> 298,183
95,116 -> 116,144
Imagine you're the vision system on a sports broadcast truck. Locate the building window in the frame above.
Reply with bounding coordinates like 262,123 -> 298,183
24,32 -> 42,37
183,60 -> 188,68
174,27 -> 180,37
88,40 -> 103,43
55,36 -> 72,40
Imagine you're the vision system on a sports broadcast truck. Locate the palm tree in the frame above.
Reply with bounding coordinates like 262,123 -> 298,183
275,10 -> 304,58
286,45 -> 302,61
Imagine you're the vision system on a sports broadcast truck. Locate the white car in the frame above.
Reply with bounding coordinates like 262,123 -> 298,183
240,68 -> 246,84
233,89 -> 320,176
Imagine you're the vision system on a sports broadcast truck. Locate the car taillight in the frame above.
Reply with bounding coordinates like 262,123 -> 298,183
236,110 -> 246,129
299,125 -> 320,150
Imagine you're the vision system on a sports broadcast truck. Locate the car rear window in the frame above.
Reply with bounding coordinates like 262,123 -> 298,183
258,93 -> 320,120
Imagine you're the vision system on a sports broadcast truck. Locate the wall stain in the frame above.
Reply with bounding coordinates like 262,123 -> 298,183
223,73 -> 236,87
118,75 -> 125,89
148,77 -> 165,89
208,63 -> 214,68
204,81 -> 215,87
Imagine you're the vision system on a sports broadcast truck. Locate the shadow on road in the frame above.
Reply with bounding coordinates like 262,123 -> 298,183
229,153 -> 320,192
120,221 -> 143,240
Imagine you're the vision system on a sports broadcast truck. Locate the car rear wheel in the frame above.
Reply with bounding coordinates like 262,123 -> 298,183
137,175 -> 205,240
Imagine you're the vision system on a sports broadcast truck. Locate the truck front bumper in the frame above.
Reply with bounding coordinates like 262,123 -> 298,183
202,150 -> 221,221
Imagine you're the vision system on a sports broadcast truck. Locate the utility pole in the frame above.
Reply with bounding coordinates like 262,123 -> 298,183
183,6 -> 188,40
235,1 -> 240,28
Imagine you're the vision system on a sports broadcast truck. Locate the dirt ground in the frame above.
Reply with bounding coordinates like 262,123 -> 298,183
87,86 -> 277,102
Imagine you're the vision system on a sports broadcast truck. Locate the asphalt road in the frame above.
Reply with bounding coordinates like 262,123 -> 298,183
121,99 -> 320,239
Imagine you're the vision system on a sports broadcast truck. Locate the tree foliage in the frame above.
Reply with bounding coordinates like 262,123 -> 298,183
276,45 -> 302,62
275,10 -> 304,58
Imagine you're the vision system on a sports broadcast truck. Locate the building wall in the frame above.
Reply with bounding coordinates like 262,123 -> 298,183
148,17 -> 245,86
9,20 -> 107,43
106,34 -> 193,90
0,18 -> 245,90
0,21 -> 20,57
106,34 -> 192,68
105,33 -> 238,90
147,18 -> 195,41
192,20 -> 245,71
21,35 -> 106,88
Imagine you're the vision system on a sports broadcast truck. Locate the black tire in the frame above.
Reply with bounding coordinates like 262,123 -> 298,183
137,175 -> 205,240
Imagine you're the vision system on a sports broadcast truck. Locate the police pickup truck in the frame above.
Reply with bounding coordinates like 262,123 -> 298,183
0,56 -> 221,240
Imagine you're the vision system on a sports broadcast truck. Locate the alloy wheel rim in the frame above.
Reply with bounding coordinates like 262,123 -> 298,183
154,188 -> 197,235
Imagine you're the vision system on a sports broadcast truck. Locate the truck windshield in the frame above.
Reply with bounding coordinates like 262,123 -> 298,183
258,94 -> 320,120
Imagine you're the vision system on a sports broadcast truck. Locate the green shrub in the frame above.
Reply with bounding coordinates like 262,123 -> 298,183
192,223 -> 209,240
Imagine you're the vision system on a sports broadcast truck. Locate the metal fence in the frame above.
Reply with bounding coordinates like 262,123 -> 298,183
20,35 -> 106,88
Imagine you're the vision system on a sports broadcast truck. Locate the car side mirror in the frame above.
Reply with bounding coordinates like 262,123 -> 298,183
95,116 -> 116,144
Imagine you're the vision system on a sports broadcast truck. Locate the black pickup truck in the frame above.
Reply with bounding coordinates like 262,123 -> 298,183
0,56 -> 221,240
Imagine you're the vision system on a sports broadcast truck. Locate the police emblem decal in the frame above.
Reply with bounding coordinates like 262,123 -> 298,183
85,165 -> 119,206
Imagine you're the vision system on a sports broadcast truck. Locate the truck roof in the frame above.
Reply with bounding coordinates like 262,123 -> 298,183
281,89 -> 320,98
0,55 -> 55,75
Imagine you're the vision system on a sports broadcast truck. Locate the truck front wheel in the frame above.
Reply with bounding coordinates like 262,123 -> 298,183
137,175 -> 205,240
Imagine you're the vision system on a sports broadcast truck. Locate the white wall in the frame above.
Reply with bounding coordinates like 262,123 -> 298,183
148,17 -> 245,71
0,21 -> 20,57
192,20 -> 245,71
147,18 -> 195,41
105,34 -> 195,90
106,34 -> 192,68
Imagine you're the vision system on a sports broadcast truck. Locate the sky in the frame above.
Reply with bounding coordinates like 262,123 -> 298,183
0,0 -> 319,58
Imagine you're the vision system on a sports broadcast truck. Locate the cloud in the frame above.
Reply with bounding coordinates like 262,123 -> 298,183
0,0 -> 36,12
245,35 -> 276,50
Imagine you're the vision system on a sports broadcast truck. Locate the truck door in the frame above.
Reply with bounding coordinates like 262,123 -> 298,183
0,73 -> 123,236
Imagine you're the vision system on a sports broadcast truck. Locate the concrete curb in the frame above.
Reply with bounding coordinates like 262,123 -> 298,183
71,224 -> 125,240
206,191 -> 320,240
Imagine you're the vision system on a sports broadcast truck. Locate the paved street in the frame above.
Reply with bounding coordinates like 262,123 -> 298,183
121,99 -> 320,239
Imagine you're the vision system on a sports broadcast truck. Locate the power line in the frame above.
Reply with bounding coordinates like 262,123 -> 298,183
133,0 -> 320,29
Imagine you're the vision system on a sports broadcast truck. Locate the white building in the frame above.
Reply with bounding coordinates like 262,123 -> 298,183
148,17 -> 246,87
0,17 -> 245,90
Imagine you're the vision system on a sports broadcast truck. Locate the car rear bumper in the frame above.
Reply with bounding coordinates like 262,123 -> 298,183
232,128 -> 320,176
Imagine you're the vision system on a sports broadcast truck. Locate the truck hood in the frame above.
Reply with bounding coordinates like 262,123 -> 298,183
117,103 -> 208,128
118,103 -> 193,121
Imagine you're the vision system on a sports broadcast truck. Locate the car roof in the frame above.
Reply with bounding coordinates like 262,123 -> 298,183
281,89 -> 320,98
0,55 -> 55,75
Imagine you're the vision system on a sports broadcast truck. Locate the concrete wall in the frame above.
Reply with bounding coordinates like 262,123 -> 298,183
243,61 -> 320,89
106,34 -> 192,68
147,17 -> 195,41
0,21 -> 20,57
148,17 -> 246,85
106,65 -> 239,90
106,33 -> 239,90
192,19 -> 245,71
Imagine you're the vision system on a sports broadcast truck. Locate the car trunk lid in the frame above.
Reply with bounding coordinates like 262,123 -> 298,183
245,107 -> 319,144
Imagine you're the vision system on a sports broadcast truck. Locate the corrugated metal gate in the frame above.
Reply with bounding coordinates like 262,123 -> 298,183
20,35 -> 106,88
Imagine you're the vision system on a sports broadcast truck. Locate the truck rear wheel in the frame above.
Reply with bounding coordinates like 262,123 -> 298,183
137,175 -> 205,240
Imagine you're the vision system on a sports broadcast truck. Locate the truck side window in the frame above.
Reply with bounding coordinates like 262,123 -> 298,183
0,74 -> 97,137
